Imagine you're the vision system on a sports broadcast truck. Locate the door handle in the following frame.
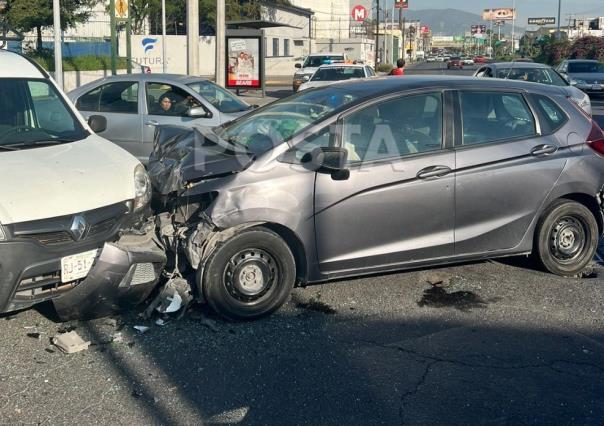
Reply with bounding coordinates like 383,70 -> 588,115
417,165 -> 452,180
145,120 -> 159,126
531,144 -> 558,156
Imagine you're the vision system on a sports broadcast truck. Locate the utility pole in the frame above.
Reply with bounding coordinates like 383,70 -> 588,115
557,0 -> 562,39
109,0 -> 117,75
399,2 -> 403,60
52,0 -> 63,89
375,0 -> 380,67
215,0 -> 225,86
511,0 -> 516,55
162,0 -> 167,72
186,0 -> 199,75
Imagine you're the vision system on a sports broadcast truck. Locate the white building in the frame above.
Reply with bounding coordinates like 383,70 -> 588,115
290,0 -> 351,40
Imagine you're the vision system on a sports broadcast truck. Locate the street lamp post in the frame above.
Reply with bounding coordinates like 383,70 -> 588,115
557,0 -> 562,39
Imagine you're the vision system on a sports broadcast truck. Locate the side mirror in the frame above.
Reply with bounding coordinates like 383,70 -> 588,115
295,63 -> 302,69
188,106 -> 212,119
88,115 -> 107,133
302,147 -> 349,179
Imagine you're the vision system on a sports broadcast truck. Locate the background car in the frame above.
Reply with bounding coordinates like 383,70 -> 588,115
293,52 -> 347,92
461,57 -> 475,65
556,59 -> 604,96
474,55 -> 487,64
68,74 -> 253,162
447,57 -> 464,70
298,63 -> 375,91
474,62 -> 592,115
426,56 -> 437,63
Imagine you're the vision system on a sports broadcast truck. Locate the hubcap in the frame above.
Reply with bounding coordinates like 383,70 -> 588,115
549,216 -> 586,262
224,249 -> 278,302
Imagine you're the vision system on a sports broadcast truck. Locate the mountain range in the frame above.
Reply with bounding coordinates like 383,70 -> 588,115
397,9 -> 524,36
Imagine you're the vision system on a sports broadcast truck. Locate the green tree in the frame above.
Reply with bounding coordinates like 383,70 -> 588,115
1,0 -> 99,50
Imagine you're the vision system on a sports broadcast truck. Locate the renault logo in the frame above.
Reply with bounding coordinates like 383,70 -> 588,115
70,215 -> 87,241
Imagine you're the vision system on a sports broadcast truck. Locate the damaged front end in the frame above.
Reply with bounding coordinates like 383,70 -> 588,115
146,125 -> 260,313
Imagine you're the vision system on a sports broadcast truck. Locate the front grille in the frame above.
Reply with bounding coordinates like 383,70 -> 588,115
14,271 -> 78,301
130,263 -> 156,285
12,202 -> 127,246
20,231 -> 73,245
88,217 -> 118,238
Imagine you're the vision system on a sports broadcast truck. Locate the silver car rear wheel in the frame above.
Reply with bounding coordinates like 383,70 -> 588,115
535,199 -> 598,276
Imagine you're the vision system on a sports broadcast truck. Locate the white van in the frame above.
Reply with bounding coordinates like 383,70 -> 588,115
0,51 -> 165,319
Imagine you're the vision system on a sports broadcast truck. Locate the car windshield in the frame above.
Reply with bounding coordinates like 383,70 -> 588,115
568,62 -> 604,73
0,78 -> 87,148
311,67 -> 364,81
496,67 -> 567,86
216,87 -> 360,155
187,80 -> 251,113
303,56 -> 345,68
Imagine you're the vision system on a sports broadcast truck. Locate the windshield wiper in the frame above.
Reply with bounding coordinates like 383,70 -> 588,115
0,145 -> 19,151
20,139 -> 78,147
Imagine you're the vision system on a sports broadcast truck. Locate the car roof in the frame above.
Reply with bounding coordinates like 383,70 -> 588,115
317,63 -> 365,69
567,59 -> 600,63
318,75 -> 566,98
308,52 -> 344,57
489,62 -> 552,69
0,51 -> 47,79
67,73 -> 212,95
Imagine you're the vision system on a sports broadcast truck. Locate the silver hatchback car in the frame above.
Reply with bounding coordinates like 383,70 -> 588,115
149,76 -> 604,320
68,74 -> 254,162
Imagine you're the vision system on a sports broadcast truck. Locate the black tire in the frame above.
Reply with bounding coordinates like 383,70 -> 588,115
201,227 -> 296,320
534,199 -> 598,276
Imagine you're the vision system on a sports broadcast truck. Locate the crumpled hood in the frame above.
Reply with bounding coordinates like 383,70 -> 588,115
0,135 -> 139,225
148,125 -> 254,195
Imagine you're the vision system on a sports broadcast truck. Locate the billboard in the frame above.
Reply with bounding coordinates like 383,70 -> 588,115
394,0 -> 408,10
471,25 -> 487,38
528,17 -> 556,25
483,8 -> 516,21
226,37 -> 261,89
420,26 -> 430,34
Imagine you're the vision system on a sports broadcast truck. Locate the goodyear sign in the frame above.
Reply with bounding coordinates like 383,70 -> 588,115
528,17 -> 556,26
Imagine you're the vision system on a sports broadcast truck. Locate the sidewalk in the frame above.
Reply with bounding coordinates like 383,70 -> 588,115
230,86 -> 292,106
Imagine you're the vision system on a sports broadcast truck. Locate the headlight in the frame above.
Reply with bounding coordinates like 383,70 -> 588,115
133,164 -> 152,211
301,75 -> 311,82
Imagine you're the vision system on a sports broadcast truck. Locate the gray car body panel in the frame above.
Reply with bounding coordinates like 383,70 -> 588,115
68,74 -> 251,163
151,76 -> 604,284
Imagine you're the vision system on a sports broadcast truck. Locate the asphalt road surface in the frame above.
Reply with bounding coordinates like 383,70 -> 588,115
1,63 -> 603,425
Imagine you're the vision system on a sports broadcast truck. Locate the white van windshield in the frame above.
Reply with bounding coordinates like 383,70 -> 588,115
0,79 -> 87,149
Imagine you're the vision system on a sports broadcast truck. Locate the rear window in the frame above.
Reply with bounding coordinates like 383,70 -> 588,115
568,62 -> 604,73
303,56 -> 345,68
530,95 -> 568,134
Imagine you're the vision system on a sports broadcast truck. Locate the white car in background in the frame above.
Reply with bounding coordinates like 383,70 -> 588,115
462,57 -> 475,65
298,64 -> 376,91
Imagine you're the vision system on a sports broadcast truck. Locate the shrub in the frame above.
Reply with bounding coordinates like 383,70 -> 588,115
28,50 -> 129,71
377,63 -> 394,73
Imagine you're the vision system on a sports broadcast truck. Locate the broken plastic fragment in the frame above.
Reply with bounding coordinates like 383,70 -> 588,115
155,318 -> 167,326
159,291 -> 182,314
133,325 -> 150,334
52,331 -> 90,354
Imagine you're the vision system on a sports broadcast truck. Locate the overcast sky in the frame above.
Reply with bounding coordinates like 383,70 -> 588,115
388,0 -> 604,25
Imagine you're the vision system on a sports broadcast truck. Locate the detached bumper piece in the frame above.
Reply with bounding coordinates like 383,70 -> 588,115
51,229 -> 166,321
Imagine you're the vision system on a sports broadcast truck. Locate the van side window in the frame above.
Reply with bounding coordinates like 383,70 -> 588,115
28,81 -> 75,134
460,91 -> 536,146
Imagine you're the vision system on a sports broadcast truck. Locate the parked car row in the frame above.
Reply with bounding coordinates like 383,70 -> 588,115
4,49 -> 604,321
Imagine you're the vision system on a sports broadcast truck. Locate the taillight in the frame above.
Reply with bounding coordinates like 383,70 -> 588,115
587,120 -> 604,157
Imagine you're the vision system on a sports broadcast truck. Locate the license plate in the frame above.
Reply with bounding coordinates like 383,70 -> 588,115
592,84 -> 602,91
61,249 -> 99,283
